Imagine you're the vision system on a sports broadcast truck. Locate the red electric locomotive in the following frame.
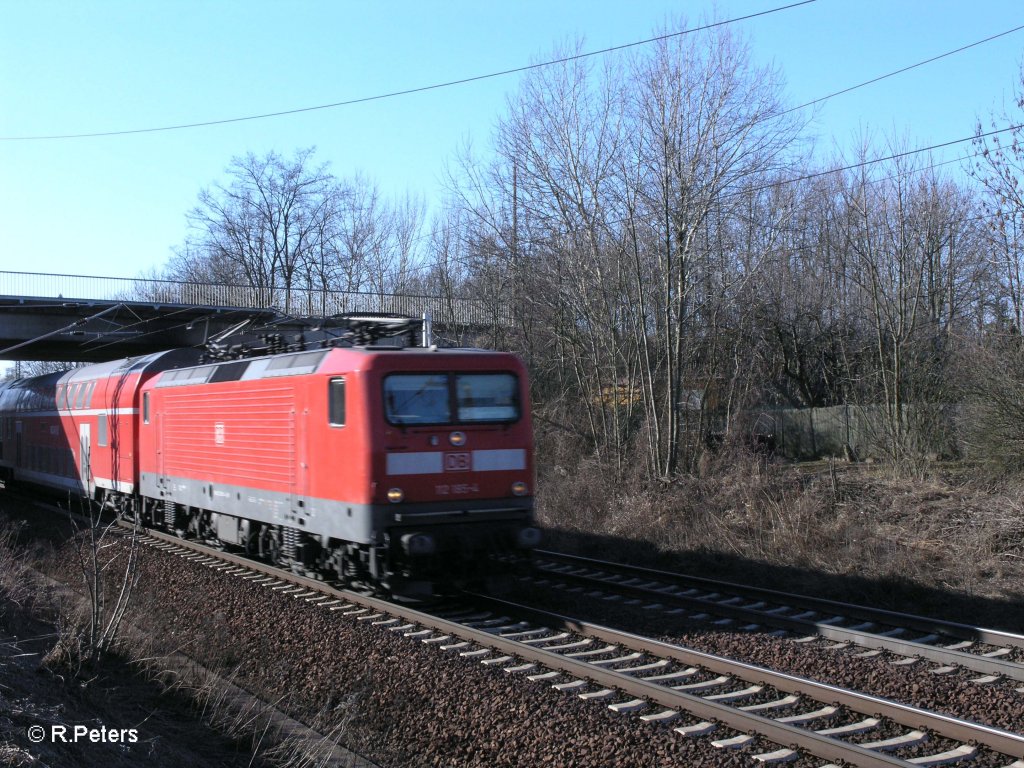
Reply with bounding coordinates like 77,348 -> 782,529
0,332 -> 538,594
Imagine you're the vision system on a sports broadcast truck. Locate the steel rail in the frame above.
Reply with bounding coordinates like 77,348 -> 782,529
537,549 -> 1024,649
533,552 -> 1024,681
468,592 -> 1024,761
124,523 -> 1021,767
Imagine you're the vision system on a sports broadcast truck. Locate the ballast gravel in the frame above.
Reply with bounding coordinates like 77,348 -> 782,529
44,528 -> 1022,767
110,545 -> 772,768
510,582 -> 1024,737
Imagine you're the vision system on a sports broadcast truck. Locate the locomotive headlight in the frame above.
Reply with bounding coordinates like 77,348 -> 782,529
387,487 -> 404,504
511,481 -> 529,496
449,431 -> 466,446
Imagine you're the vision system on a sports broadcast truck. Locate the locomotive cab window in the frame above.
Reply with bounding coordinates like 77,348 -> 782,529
328,378 -> 346,426
143,392 -> 150,424
383,373 -> 520,425
456,373 -> 519,422
383,374 -> 451,425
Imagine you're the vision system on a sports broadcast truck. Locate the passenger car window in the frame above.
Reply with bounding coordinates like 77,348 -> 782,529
73,382 -> 92,410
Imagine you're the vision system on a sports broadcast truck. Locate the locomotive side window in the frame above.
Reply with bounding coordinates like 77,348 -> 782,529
329,378 -> 346,426
384,374 -> 451,425
143,392 -> 150,424
97,413 -> 108,447
455,374 -> 519,422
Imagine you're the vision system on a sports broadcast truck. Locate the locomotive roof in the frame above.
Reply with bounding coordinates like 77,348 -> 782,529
4,345 -> 511,391
148,345 -> 519,389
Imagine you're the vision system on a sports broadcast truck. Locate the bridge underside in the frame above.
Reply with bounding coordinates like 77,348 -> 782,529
0,273 -> 505,365
0,296 -> 287,362
0,296 -> 421,363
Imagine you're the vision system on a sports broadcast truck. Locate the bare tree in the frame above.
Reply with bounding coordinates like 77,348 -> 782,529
182,148 -> 332,312
7,361 -> 85,378
41,504 -> 142,678
73,506 -> 142,668
970,67 -> 1024,333
448,19 -> 803,478
171,150 -> 435,317
829,139 -> 979,471
958,334 -> 1024,472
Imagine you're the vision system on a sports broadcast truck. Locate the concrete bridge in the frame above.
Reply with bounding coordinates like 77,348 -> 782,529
0,271 -> 504,363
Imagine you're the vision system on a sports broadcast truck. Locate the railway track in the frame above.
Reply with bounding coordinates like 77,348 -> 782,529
122,523 -> 1024,768
527,550 -> 1024,686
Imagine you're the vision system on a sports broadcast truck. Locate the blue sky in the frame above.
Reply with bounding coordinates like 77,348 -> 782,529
2,0 -> 1022,281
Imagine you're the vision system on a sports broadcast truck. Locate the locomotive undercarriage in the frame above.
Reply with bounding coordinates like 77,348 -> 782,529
107,490 -> 528,596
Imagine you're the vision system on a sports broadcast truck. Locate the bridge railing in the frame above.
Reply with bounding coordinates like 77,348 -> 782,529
0,271 -> 507,327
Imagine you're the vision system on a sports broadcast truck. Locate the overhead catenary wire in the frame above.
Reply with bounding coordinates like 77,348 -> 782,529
6,5 -> 1018,150
0,304 -> 127,358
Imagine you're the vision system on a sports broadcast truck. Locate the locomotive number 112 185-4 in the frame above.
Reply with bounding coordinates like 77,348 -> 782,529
435,483 -> 480,495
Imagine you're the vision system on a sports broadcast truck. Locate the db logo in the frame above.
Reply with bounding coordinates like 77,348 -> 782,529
444,452 -> 471,472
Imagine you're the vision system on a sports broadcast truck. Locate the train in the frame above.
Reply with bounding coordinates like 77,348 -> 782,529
0,328 -> 539,595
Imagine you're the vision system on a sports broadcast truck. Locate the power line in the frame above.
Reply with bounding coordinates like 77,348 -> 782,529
149,111 -> 1016,283
393,131 -> 1011,277
1,1 -> 817,142
744,122 -> 1021,195
391,25 -> 1024,275
17,1 -> 1015,287
411,27 -> 1024,262
780,24 -> 1024,116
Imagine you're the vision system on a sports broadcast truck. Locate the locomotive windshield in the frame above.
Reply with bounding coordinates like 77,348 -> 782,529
455,374 -> 518,422
384,373 -> 519,425
384,374 -> 450,424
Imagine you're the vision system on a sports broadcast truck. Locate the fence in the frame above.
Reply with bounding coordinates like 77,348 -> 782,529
0,270 -> 508,327
748,404 -> 959,460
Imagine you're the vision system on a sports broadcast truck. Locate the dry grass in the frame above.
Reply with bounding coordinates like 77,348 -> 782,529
0,522 -> 45,620
536,445 -> 1024,627
162,663 -> 367,768
0,510 -> 369,768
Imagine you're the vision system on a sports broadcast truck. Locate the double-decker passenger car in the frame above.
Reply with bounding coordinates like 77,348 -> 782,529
0,342 -> 538,594
0,349 -> 201,500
